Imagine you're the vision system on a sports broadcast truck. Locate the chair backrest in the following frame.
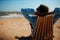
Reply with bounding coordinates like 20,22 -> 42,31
32,14 -> 54,40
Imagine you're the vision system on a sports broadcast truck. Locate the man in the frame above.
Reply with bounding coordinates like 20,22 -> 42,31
21,5 -> 60,40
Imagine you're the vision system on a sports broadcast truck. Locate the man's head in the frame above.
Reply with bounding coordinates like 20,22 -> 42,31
36,4 -> 49,13
35,4 -> 49,16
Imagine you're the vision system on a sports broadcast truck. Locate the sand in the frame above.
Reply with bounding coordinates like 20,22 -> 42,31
0,17 -> 31,40
0,17 -> 60,40
53,18 -> 60,40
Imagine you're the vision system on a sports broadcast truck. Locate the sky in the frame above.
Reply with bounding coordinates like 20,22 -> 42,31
0,0 -> 60,12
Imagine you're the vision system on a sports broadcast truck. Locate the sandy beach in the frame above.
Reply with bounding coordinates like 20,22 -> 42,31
0,17 -> 31,40
53,18 -> 60,40
0,16 -> 60,40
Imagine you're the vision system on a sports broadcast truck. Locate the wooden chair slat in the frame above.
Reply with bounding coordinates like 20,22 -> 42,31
32,15 -> 53,40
